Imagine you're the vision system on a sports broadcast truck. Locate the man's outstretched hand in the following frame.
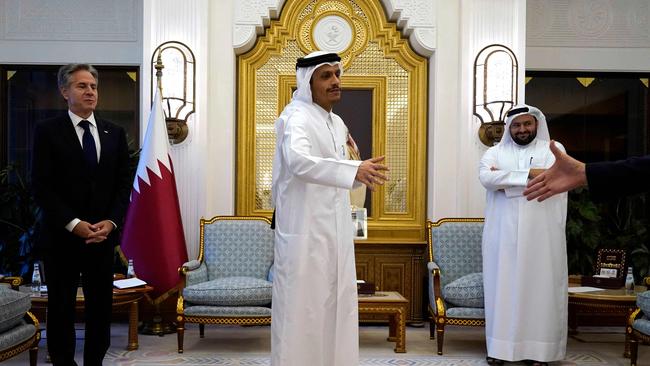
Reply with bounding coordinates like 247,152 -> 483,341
523,141 -> 587,201
356,156 -> 389,191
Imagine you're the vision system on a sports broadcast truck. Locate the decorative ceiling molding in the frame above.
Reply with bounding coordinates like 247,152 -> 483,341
233,0 -> 436,57
381,0 -> 436,57
234,0 -> 286,54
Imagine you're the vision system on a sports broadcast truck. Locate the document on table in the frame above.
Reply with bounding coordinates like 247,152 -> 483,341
568,286 -> 605,293
113,277 -> 147,289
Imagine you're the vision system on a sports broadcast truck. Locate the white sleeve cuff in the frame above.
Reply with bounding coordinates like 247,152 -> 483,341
65,218 -> 81,232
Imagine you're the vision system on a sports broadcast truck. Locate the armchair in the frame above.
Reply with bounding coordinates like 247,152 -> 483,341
177,216 -> 274,353
0,276 -> 40,365
426,218 -> 485,355
628,276 -> 650,366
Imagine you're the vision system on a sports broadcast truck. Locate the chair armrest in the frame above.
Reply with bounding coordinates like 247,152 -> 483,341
182,260 -> 201,271
427,261 -> 445,315
0,276 -> 23,290
427,262 -> 440,272
626,307 -> 643,334
179,262 -> 208,288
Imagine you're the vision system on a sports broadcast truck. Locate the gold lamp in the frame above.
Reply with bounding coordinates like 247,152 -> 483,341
150,41 -> 196,144
474,44 -> 519,146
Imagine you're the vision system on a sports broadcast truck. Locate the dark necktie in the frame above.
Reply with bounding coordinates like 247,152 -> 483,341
79,120 -> 98,170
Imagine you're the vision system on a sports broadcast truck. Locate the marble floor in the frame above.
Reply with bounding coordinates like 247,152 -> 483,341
5,322 -> 649,365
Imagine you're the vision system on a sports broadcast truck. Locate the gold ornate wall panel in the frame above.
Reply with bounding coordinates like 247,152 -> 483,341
237,0 -> 428,242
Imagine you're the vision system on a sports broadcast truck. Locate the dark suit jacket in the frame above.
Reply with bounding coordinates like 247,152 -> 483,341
31,114 -> 132,250
586,156 -> 650,199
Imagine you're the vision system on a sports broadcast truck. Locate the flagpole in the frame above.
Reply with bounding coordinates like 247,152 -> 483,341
137,54 -> 178,337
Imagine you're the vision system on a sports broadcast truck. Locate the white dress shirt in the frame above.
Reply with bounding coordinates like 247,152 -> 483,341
65,111 -> 107,232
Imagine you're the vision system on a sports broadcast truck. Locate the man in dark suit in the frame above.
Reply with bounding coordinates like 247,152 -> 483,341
31,64 -> 131,366
524,140 -> 650,201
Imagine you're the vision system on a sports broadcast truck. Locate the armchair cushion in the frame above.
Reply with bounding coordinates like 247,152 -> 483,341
0,287 -> 31,333
637,290 -> 650,315
442,272 -> 484,308
183,276 -> 272,306
447,307 -> 485,319
0,320 -> 36,352
632,316 -> 650,335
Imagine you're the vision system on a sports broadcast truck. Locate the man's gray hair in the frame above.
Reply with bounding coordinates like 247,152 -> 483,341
57,64 -> 99,89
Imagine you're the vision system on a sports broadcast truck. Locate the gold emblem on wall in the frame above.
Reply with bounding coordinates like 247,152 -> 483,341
297,0 -> 368,68
237,0 -> 428,242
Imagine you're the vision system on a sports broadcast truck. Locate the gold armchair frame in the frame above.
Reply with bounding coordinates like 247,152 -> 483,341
628,276 -> 650,366
176,216 -> 273,353
426,218 -> 486,355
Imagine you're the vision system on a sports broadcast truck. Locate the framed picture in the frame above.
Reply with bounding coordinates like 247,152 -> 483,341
351,207 -> 367,240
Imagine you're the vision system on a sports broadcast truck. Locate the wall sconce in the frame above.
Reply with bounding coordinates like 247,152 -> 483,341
150,41 -> 196,144
474,44 -> 518,146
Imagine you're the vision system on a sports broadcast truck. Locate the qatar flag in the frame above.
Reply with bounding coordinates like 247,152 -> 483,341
121,91 -> 187,300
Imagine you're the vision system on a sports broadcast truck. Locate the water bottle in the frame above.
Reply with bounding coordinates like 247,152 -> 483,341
31,263 -> 41,295
127,259 -> 135,278
625,267 -> 635,292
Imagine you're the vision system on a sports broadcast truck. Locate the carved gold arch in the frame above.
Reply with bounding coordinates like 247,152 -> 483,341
236,0 -> 428,242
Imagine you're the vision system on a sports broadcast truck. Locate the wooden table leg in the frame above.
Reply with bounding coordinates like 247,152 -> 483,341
394,307 -> 406,353
387,311 -> 396,342
127,301 -> 139,350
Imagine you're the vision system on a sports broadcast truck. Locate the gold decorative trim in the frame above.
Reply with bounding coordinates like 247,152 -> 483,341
183,315 -> 272,326
0,276 -> 23,289
177,295 -> 185,315
298,0 -> 369,67
196,216 -> 272,264
577,77 -> 595,88
426,218 -> 484,262
0,312 -> 39,362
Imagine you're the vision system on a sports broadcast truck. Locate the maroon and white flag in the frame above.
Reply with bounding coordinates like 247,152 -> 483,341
121,91 -> 187,300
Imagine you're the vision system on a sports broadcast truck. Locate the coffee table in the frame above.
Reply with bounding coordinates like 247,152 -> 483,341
568,284 -> 646,358
358,291 -> 408,353
27,285 -> 153,350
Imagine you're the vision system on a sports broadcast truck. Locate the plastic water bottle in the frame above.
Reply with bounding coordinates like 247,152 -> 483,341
127,259 -> 135,278
31,263 -> 41,295
625,267 -> 635,293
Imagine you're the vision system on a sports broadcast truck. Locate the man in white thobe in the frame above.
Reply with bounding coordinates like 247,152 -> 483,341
271,51 -> 388,366
479,104 -> 568,365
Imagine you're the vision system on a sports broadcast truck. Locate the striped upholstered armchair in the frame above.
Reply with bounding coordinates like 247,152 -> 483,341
176,216 -> 274,353
426,218 -> 485,355
0,276 -> 40,365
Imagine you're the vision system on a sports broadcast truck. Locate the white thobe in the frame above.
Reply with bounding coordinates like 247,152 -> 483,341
271,100 -> 361,366
479,139 -> 568,362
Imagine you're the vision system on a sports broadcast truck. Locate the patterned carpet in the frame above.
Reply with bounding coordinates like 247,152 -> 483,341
4,324 -> 645,365
103,350 -> 620,366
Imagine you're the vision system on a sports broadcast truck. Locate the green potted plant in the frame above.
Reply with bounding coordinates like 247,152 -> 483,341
566,188 -> 650,283
0,164 -> 39,277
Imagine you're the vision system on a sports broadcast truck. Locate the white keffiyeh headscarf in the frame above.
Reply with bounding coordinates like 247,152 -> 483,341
271,51 -> 343,207
499,104 -> 550,147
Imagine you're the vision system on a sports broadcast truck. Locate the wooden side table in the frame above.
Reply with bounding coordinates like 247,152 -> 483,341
568,285 -> 645,358
358,291 -> 408,353
27,284 -> 153,350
